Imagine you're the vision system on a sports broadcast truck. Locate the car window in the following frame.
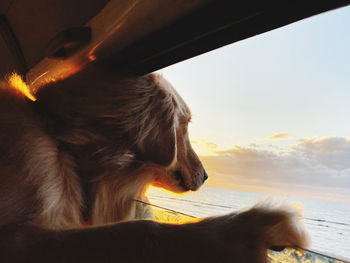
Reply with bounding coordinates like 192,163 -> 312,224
148,5 -> 350,260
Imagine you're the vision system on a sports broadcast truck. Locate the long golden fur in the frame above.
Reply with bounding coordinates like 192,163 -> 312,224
0,67 -> 308,262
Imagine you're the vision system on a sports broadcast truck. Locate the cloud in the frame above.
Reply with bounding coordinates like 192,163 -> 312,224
199,137 -> 350,199
294,137 -> 350,171
266,133 -> 292,140
198,139 -> 217,150
190,138 -> 218,156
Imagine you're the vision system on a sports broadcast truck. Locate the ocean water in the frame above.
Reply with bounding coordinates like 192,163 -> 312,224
147,186 -> 350,260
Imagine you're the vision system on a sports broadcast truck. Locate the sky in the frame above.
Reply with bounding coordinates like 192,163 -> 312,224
158,6 -> 350,202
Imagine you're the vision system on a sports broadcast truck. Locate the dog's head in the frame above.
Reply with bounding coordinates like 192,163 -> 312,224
132,74 -> 208,193
36,70 -> 207,193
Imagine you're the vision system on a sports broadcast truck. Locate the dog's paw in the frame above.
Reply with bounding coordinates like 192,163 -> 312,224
234,203 -> 310,249
202,203 -> 310,262
246,205 -> 310,248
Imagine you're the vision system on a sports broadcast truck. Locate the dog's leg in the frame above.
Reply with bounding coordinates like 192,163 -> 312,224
0,205 -> 308,263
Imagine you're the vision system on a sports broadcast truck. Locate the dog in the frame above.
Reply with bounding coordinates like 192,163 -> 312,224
0,67 -> 308,262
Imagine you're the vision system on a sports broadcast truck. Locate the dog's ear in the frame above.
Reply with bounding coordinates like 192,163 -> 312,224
132,88 -> 177,167
137,117 -> 176,166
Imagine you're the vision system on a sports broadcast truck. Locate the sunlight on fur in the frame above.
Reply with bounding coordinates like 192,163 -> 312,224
147,185 -> 196,198
7,73 -> 36,101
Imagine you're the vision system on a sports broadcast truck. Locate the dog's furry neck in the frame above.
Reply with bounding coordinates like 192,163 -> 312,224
61,141 -> 152,225
59,143 -> 103,222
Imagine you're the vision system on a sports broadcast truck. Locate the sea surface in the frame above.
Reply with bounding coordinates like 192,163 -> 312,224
147,186 -> 350,260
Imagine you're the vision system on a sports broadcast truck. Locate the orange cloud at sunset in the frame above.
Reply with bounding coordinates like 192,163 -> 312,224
190,138 -> 218,156
267,133 -> 292,140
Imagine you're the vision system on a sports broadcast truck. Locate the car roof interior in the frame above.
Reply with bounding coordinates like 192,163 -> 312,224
0,0 -> 349,89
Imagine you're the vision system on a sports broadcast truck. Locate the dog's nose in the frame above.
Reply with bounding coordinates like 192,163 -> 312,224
203,169 -> 208,182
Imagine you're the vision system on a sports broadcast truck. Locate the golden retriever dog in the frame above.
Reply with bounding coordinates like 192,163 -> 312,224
0,67 -> 308,262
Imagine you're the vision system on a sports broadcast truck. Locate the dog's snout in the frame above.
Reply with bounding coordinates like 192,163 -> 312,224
203,169 -> 208,182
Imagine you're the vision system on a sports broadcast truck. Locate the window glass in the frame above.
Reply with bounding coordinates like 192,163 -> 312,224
149,6 -> 350,259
